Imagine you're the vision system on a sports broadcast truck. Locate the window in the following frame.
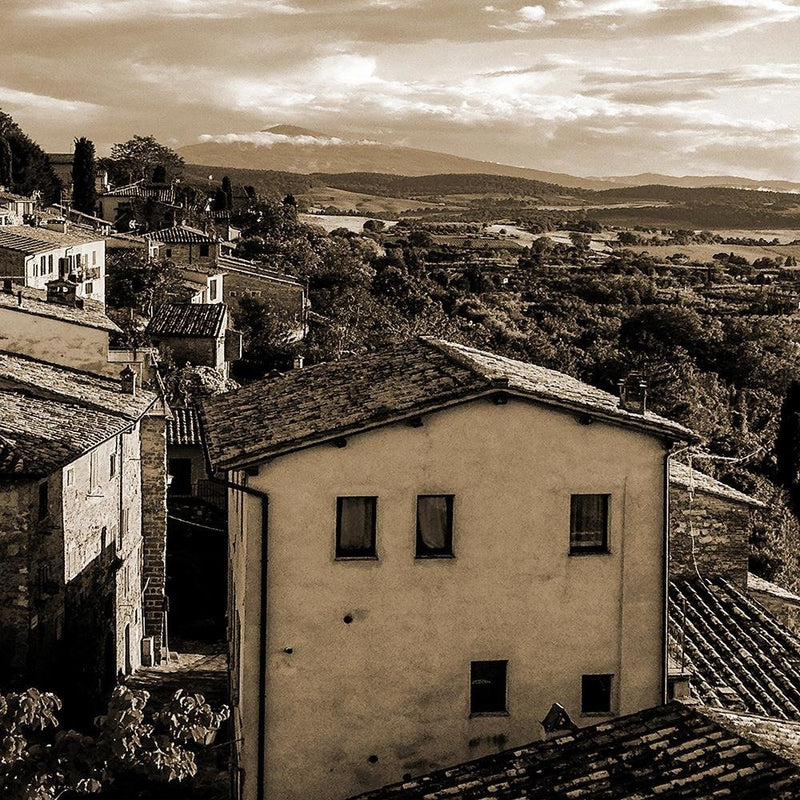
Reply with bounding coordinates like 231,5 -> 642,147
168,458 -> 192,495
92,250 -> 97,266
165,248 -> 172,258
109,452 -> 117,478
40,255 -> 46,273
65,467 -> 74,487
569,494 -> 609,554
199,244 -> 210,257
119,508 -> 129,549
229,291 -> 238,298
38,481 -> 49,520
470,660 -> 507,715
209,279 -> 218,301
48,254 -> 53,273
416,495 -> 454,557
89,450 -> 100,491
335,497 -> 377,558
85,282 -> 93,295
582,674 -> 613,714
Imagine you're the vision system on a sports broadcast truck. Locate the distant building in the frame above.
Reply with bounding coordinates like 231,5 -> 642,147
0,351 -> 163,707
0,223 -> 106,303
200,337 -> 694,800
0,190 -> 36,225
96,183 -> 180,231
144,224 -> 220,268
145,303 -> 241,376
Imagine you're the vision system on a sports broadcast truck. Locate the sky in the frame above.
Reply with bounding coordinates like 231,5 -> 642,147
3,0 -> 800,181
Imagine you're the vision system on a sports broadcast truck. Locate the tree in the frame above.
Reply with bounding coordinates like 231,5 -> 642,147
233,296 -> 302,375
221,176 -> 233,210
104,135 -> 184,185
0,110 -> 61,203
0,685 -> 229,800
71,137 -> 97,215
0,136 -> 12,188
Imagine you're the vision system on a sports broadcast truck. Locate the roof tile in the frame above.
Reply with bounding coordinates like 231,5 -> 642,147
146,303 -> 226,338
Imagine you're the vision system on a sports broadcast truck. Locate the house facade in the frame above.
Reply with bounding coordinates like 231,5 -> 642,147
0,190 -> 36,225
0,223 -> 106,303
200,338 -> 694,800
0,353 -> 159,708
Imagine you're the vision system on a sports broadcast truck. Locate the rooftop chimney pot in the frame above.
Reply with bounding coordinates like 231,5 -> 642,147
618,372 -> 648,415
120,365 -> 137,396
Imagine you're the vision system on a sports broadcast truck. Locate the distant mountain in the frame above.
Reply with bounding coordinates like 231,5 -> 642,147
177,127 -> 613,190
594,173 -> 800,193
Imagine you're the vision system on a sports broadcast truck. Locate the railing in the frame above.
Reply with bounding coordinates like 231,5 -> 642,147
196,479 -> 227,511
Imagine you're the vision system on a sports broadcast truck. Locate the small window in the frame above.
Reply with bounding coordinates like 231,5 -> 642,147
570,494 -> 609,554
470,660 -> 507,715
336,497 -> 377,558
38,481 -> 49,520
40,255 -> 46,272
109,453 -> 116,478
209,279 -> 218,301
165,248 -> 172,258
200,244 -> 210,257
120,508 -> 129,549
92,250 -> 97,266
582,674 -> 613,714
229,290 -> 238,298
416,495 -> 454,557
85,282 -> 93,295
48,254 -> 54,273
65,467 -> 74,487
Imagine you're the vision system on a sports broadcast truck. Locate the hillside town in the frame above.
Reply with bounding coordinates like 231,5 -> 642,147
4,103 -> 800,800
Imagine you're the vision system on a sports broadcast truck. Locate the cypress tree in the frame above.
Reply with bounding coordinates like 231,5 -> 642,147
0,110 -> 61,203
71,136 -> 97,214
0,137 -> 12,189
221,175 -> 233,210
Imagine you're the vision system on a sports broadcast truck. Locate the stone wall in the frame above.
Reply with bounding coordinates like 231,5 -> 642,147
669,486 -> 752,587
223,270 -> 305,318
141,411 -> 168,663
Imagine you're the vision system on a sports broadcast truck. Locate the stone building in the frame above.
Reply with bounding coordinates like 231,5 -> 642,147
199,337 -> 695,800
0,190 -> 36,226
0,223 -> 106,304
0,352 -> 160,707
145,302 -> 241,375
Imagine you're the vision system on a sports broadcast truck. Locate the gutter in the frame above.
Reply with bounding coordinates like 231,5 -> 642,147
208,471 -> 269,800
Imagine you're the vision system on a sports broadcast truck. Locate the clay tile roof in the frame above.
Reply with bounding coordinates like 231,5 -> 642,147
0,351 -> 156,422
670,461 -> 766,507
669,578 -> 800,720
199,337 -> 695,472
103,184 -> 175,203
349,701 -> 800,800
144,225 -> 216,244
146,303 -> 226,339
167,407 -> 202,446
0,286 -> 120,333
215,253 -> 305,288
0,190 -> 34,203
0,225 -> 102,253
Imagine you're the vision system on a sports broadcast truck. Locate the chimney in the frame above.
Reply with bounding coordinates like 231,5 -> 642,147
46,277 -> 79,307
540,703 -> 578,740
293,355 -> 304,370
120,365 -> 137,396
618,372 -> 647,414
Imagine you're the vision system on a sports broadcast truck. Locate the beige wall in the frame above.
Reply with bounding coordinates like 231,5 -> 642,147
0,306 -> 116,376
230,397 -> 668,800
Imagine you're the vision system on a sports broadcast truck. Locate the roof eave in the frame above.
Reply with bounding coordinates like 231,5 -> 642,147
206,386 -> 697,473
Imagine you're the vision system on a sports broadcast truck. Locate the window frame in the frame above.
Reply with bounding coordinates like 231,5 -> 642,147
415,494 -> 455,558
335,496 -> 378,560
37,481 -> 49,521
581,673 -> 614,715
569,493 -> 610,555
469,660 -> 508,717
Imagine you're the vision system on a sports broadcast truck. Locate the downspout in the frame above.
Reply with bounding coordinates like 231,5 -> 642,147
209,473 -> 269,800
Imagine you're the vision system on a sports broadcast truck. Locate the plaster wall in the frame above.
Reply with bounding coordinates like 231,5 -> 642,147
0,306 -> 115,376
232,397 -> 669,800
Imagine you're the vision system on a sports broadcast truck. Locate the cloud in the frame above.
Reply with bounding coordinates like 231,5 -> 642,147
196,131 -> 381,146
24,0 -> 304,21
0,85 -> 102,114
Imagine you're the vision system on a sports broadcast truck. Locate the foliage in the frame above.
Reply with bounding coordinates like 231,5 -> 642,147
0,686 -> 229,800
0,110 -> 61,203
233,295 -> 301,375
103,135 -> 184,185
161,364 -> 239,407
71,137 -> 97,215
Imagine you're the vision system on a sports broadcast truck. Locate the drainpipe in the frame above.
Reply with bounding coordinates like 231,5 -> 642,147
209,472 -> 269,800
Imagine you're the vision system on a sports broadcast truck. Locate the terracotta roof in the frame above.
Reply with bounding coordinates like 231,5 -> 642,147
146,303 -> 226,338
216,254 -> 305,288
144,225 -> 216,244
0,286 -> 120,333
670,461 -> 767,508
199,337 -> 695,471
0,225 -> 103,253
0,352 -> 159,478
349,701 -> 800,800
167,407 -> 202,446
669,578 -> 800,719
748,573 -> 800,606
0,351 -> 156,422
103,184 -> 175,203
0,191 -> 34,203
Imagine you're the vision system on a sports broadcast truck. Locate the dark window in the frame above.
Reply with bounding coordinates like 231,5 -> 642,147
416,495 -> 454,557
168,458 -> 192,495
109,452 -> 116,478
582,674 -> 613,713
85,282 -> 94,295
38,481 -> 49,520
165,248 -> 172,258
200,244 -> 210,257
470,660 -> 507,715
208,279 -> 218,301
336,497 -> 377,558
570,494 -> 609,554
